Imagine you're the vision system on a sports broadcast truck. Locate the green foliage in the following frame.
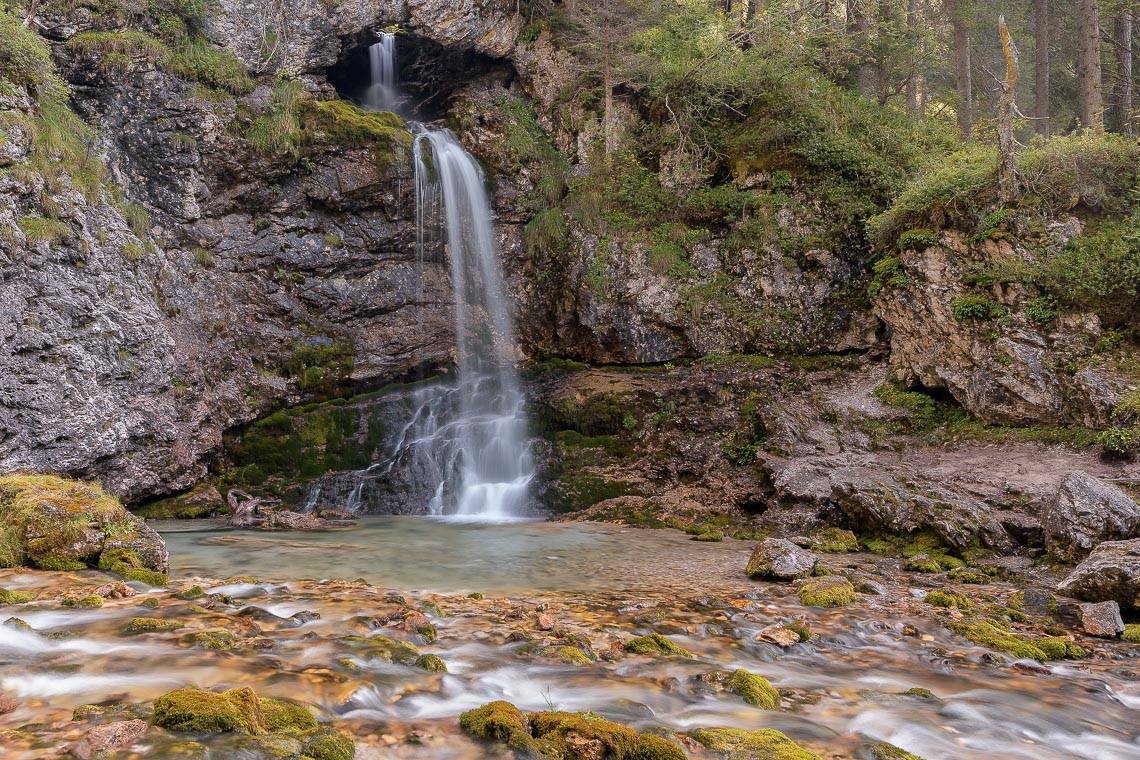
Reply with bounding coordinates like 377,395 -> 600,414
247,79 -> 306,159
897,228 -> 939,251
1043,212 -> 1140,327
18,215 -> 72,244
868,254 -> 908,298
1025,295 -> 1058,326
165,39 -> 254,95
951,295 -> 1007,322
0,8 -> 62,92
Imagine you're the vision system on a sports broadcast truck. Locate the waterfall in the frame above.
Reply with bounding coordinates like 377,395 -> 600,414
363,33 -> 397,111
352,30 -> 534,520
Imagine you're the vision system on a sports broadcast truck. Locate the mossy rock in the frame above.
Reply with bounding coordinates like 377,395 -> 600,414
727,669 -> 779,709
550,646 -> 592,665
0,475 -> 167,581
903,687 -> 936,699
191,628 -> 237,650
176,585 -> 205,600
809,528 -> 859,552
345,634 -> 420,665
152,687 -> 266,734
925,590 -> 974,611
415,654 -> 447,672
1035,637 -> 1085,659
947,621 -> 1047,661
98,548 -> 169,587
799,577 -> 856,607
528,711 -> 640,758
689,727 -> 821,759
304,726 -> 356,760
946,568 -> 990,584
693,529 -> 725,542
125,617 -> 182,634
0,589 -> 36,605
634,733 -> 687,760
903,554 -> 942,574
858,742 -> 927,760
459,701 -> 529,740
261,698 -> 318,732
1124,624 -> 1140,643
624,633 -> 693,657
62,593 -> 103,609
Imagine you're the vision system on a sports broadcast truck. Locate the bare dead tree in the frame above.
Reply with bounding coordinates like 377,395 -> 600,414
997,15 -> 1019,205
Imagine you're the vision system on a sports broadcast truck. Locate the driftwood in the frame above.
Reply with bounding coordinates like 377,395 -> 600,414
225,489 -> 356,531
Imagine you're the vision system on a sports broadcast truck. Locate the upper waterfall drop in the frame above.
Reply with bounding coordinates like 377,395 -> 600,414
358,31 -> 535,521
363,33 -> 398,112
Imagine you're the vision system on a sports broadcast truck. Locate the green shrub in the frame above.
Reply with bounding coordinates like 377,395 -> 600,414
0,8 -> 62,92
1025,295 -> 1058,326
869,254 -> 909,298
897,228 -> 938,251
951,295 -> 1007,322
1043,212 -> 1140,327
165,39 -> 254,95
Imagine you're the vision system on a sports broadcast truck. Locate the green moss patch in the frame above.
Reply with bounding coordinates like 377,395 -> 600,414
809,528 -> 858,552
153,687 -> 265,734
624,633 -> 693,657
124,617 -> 183,634
689,727 -> 821,759
98,548 -> 168,587
946,621 -> 1047,661
415,654 -> 448,672
799,577 -> 856,607
0,589 -> 37,605
62,594 -> 103,609
727,669 -> 779,709
925,590 -> 974,611
459,701 -> 528,740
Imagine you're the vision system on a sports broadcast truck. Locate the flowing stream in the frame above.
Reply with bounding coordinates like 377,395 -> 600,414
3,521 -> 1140,759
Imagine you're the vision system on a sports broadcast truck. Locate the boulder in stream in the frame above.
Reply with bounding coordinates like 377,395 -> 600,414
0,475 -> 167,584
1058,539 -> 1140,612
1078,601 -> 1125,638
1042,472 -> 1140,562
746,539 -> 818,581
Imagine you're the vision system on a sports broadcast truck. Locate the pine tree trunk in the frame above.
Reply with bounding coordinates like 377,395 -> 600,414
848,0 -> 874,95
949,0 -> 973,138
1113,10 -> 1134,133
998,16 -> 1019,204
1034,0 -> 1050,137
1077,0 -> 1103,132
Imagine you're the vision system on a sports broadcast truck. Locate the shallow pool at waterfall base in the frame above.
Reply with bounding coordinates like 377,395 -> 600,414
156,517 -> 753,595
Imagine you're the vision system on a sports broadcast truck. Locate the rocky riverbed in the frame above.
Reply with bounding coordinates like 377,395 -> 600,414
2,520 -> 1140,760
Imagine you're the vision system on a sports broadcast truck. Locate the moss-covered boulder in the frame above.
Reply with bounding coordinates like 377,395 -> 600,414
689,728 -> 820,759
0,589 -> 36,605
858,742 -> 927,760
809,528 -> 859,552
634,733 -> 687,760
0,475 -> 168,583
152,688 -> 266,734
623,633 -> 693,657
528,711 -> 640,758
415,654 -> 448,672
459,701 -> 529,740
799,577 -> 856,607
124,617 -> 182,634
151,687 -> 354,757
727,669 -> 779,709
946,620 -> 1047,661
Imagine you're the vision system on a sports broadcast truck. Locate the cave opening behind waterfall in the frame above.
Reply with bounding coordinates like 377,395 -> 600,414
326,32 -> 504,121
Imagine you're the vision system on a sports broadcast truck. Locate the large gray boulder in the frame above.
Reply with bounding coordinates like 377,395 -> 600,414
1057,539 -> 1140,612
746,539 -> 817,581
1042,471 -> 1140,562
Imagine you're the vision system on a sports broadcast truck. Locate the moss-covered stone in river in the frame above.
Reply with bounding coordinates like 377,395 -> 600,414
304,726 -> 356,760
1124,624 -> 1140,643
859,742 -> 927,760
152,687 -> 266,734
528,711 -> 639,758
0,589 -> 36,605
62,593 -> 103,608
124,617 -> 183,634
634,733 -> 688,760
924,590 -> 974,611
689,727 -> 821,759
551,645 -> 592,665
799,577 -> 856,607
99,548 -> 169,587
1035,637 -> 1085,659
459,701 -> 529,740
624,633 -> 693,657
192,628 -> 237,650
415,654 -> 448,672
727,669 -> 779,709
946,621 -> 1047,661
133,484 -> 228,520
261,698 -> 318,732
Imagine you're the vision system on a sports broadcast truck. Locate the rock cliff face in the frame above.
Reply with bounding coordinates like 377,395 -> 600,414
876,226 -> 1135,427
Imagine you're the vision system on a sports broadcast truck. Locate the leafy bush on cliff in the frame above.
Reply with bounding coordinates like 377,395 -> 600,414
0,7 -> 62,92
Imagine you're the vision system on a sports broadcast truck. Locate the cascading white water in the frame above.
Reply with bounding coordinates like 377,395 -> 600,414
397,130 -> 535,520
351,30 -> 534,520
363,33 -> 398,111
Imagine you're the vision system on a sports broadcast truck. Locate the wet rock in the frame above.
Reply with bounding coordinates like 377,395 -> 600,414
745,539 -> 818,581
1042,472 -> 1140,562
857,742 -> 926,760
1057,539 -> 1140,612
94,582 -> 137,599
69,719 -> 148,759
0,692 -> 18,715
756,625 -> 801,648
1078,601 -> 1125,638
904,554 -> 941,574
290,610 -> 321,625
1012,589 -> 1057,617
689,727 -> 820,760
124,617 -> 182,634
536,612 -> 555,631
799,577 -> 856,607
0,475 -> 168,580
726,669 -> 779,709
